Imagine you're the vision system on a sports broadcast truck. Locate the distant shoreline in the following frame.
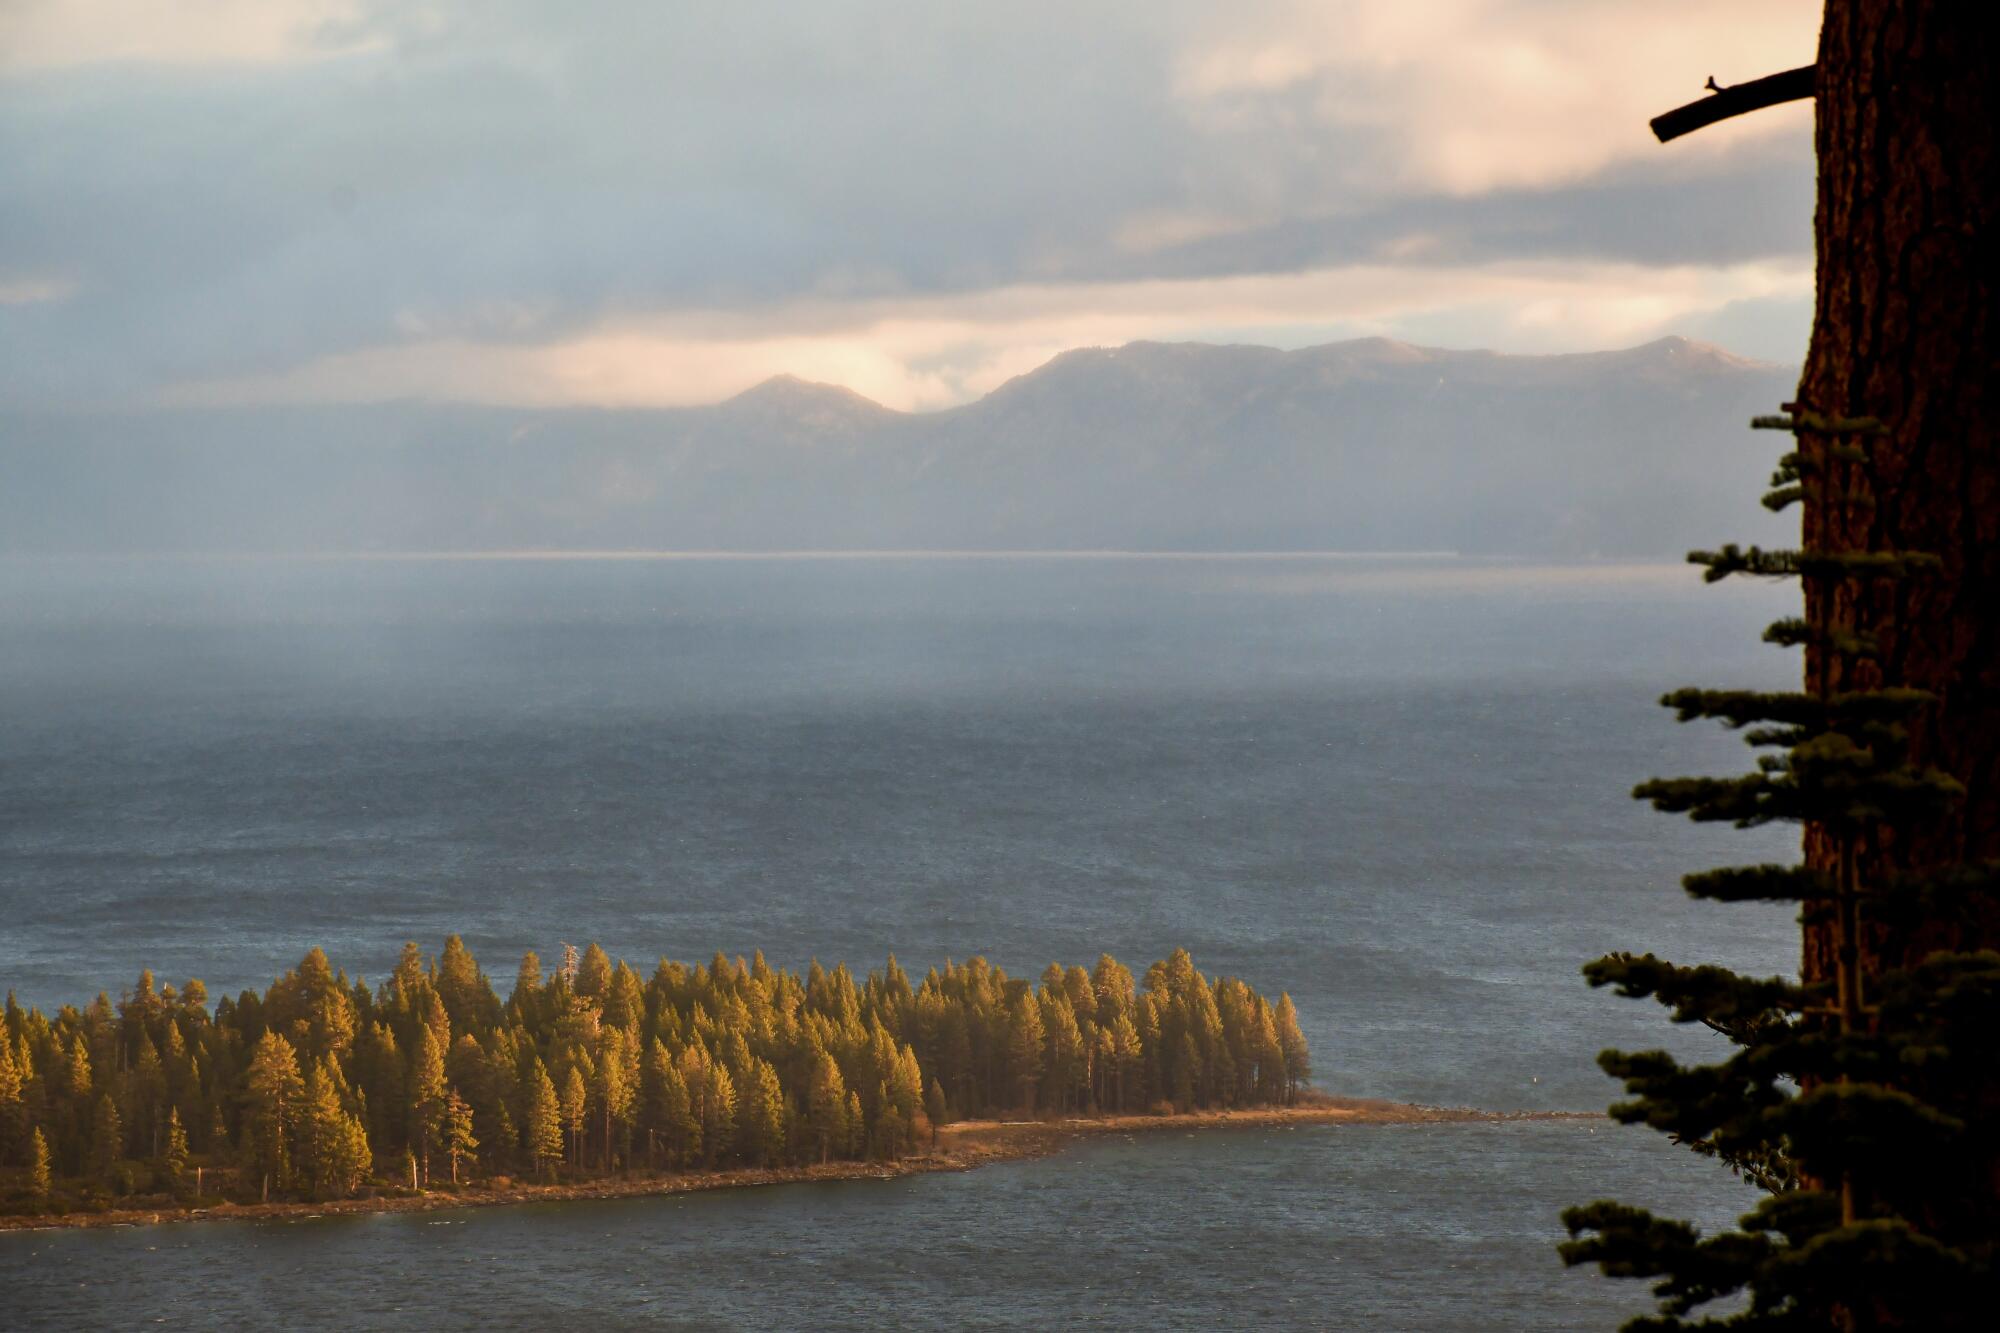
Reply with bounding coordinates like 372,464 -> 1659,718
0,1098 -> 1597,1234
6,547 -> 1473,563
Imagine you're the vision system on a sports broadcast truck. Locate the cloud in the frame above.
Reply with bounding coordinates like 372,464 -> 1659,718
167,256 -> 1810,412
0,1 -> 1823,412
0,0 -> 384,70
1176,0 -> 1819,194
0,274 -> 74,305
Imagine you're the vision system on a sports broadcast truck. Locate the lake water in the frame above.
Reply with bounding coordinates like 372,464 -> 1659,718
0,553 -> 1797,1328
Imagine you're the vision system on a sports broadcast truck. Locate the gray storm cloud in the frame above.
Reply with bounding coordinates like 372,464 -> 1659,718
0,0 -> 1818,410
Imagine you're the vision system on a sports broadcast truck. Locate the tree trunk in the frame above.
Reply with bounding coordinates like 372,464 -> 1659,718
1798,0 -> 2000,1231
1800,1 -> 2000,975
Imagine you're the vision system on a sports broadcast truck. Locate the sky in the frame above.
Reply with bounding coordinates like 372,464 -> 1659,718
0,0 -> 1820,413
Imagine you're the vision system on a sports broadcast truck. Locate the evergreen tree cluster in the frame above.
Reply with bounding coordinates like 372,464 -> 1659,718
1560,409 -> 2000,1326
0,941 -> 1309,1212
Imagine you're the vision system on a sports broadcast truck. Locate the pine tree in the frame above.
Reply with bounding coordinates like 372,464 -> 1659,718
160,1017 -> 193,1116
1107,1012 -> 1141,1112
244,1031 -> 305,1198
300,1060 -> 335,1196
161,1105 -> 189,1190
88,1094 -> 122,1184
1251,1000 -> 1286,1107
641,1037 -> 696,1169
873,1097 -> 905,1162
699,1059 -> 735,1167
1008,993 -> 1044,1113
843,1090 -> 865,1158
353,1022 -> 404,1153
64,1032 -> 92,1117
0,1037 -> 24,1165
445,1034 -> 496,1161
807,1050 -> 847,1164
1039,991 -> 1084,1113
1170,1033 -> 1197,1111
738,1059 -> 785,1167
390,941 -> 427,1012
1562,4 -> 2000,1326
328,1105 -> 372,1197
506,950 -> 540,1024
435,936 -> 499,1034
29,1125 -> 51,1204
128,1031 -> 166,1158
442,1088 -> 477,1185
299,1058 -> 371,1200
264,947 -> 356,1064
1561,232 -> 1998,1330
408,1023 -> 446,1185
560,1065 -> 588,1172
665,1054 -> 700,1169
523,1060 -> 563,1182
595,1029 -> 636,1172
576,943 -> 613,1001
887,1045 -> 923,1139
602,962 -> 645,1033
1273,994 -> 1310,1103
486,1097 -> 516,1176
924,1077 -> 949,1150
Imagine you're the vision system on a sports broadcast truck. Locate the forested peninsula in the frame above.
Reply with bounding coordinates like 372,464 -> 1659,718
1,941 -> 1325,1224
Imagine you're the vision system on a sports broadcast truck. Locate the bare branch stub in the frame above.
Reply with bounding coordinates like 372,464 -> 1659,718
1650,65 -> 1815,143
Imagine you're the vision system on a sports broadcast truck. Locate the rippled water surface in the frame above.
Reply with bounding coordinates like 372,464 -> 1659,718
0,555 -> 1796,1328
9,1122 -> 1764,1331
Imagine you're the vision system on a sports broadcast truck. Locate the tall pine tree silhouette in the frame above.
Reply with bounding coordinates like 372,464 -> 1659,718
1562,5 -> 1999,1322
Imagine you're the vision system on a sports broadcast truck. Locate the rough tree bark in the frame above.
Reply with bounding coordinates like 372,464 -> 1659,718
1799,1 -> 2000,981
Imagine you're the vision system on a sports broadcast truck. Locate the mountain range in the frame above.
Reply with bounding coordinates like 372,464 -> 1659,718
3,336 -> 1797,556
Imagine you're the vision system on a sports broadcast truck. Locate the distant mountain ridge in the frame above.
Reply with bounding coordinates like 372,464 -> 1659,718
2,336 -> 1796,556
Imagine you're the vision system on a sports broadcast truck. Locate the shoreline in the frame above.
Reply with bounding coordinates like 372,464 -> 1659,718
0,1097 -> 1597,1234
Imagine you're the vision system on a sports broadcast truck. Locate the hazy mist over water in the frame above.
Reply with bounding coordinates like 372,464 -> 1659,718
1,553 -> 1796,1328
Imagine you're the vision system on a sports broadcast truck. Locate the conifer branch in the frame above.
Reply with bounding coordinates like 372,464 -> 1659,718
1681,865 -> 1835,902
1657,686 -> 1936,730
1689,545 -> 1943,584
1583,951 -> 1803,1021
1750,411 -> 1888,436
1762,618 -> 1879,658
